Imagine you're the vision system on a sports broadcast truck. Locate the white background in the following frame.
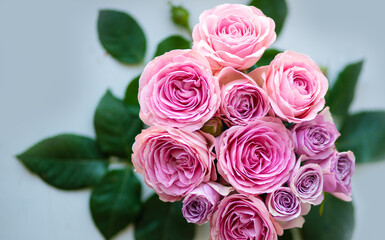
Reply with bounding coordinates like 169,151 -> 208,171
1,0 -> 384,239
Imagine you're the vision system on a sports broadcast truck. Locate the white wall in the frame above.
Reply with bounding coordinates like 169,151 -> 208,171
0,0 -> 384,239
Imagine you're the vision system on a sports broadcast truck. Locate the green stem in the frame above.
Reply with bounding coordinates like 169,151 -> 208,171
291,228 -> 303,240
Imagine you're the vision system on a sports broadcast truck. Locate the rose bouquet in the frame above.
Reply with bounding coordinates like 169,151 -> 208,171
131,4 -> 355,239
17,1 -> 385,240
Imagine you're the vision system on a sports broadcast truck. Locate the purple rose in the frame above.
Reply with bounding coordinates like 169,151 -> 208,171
217,67 -> 270,126
266,187 -> 311,229
291,107 -> 340,159
317,151 -> 355,201
216,117 -> 296,195
182,182 -> 232,225
290,163 -> 324,205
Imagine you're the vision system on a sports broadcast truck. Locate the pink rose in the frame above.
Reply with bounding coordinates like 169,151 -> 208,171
263,51 -> 328,123
192,4 -> 276,71
182,182 -> 232,225
316,151 -> 355,201
138,49 -> 220,131
217,67 -> 270,126
131,126 -> 216,202
290,163 -> 324,205
216,117 -> 296,195
291,107 -> 340,159
210,194 -> 282,240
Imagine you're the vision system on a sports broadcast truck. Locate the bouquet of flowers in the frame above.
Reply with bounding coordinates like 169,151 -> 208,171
131,3 -> 354,239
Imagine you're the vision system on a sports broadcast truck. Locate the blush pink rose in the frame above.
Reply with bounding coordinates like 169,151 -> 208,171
182,182 -> 232,225
217,67 -> 270,126
263,51 -> 328,123
291,107 -> 340,159
131,126 -> 216,202
192,4 -> 276,71
216,117 -> 296,195
138,49 -> 220,131
210,194 -> 282,240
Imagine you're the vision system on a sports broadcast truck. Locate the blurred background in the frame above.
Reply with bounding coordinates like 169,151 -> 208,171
1,0 -> 384,239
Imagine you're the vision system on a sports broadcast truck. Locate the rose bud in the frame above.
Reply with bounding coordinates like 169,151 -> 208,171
266,187 -> 311,229
290,163 -> 324,205
201,117 -> 223,137
216,117 -> 296,195
291,107 -> 340,159
217,67 -> 270,126
263,51 -> 328,123
182,182 -> 232,225
132,126 -> 216,202
210,194 -> 282,240
317,151 -> 355,201
138,49 -> 220,131
192,4 -> 276,71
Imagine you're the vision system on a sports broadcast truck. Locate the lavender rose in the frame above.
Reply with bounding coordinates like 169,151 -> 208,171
216,117 -> 296,195
291,107 -> 340,159
266,187 -> 311,229
210,194 -> 282,240
131,126 -> 216,202
182,182 -> 232,225
138,49 -> 220,131
192,4 -> 276,71
290,163 -> 324,205
317,151 -> 355,201
263,51 -> 328,123
217,67 -> 270,126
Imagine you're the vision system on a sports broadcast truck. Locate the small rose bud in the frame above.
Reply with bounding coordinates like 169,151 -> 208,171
201,117 -> 223,137
169,3 -> 190,31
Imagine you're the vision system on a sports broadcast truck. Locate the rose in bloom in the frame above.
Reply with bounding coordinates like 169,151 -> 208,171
216,117 -> 296,195
266,187 -> 311,229
317,151 -> 355,201
210,194 -> 281,240
264,51 -> 328,123
138,49 -> 220,131
182,182 -> 232,225
192,4 -> 276,71
290,163 -> 324,205
291,107 -> 340,159
131,126 -> 216,202
217,67 -> 270,126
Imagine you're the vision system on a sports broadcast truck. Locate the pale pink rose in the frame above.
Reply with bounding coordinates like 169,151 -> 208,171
217,67 -> 270,126
266,187 -> 311,229
138,49 -> 220,131
182,182 -> 232,225
216,117 -> 296,195
210,194 -> 282,240
131,126 -> 216,202
263,51 -> 328,123
290,163 -> 324,205
315,151 -> 355,201
192,4 -> 276,71
291,107 -> 340,159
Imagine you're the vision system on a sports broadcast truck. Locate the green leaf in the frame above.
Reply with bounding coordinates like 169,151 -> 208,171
90,167 -> 142,239
154,35 -> 191,58
135,194 -> 195,240
257,48 -> 282,67
249,0 -> 288,36
301,194 -> 354,240
123,75 -> 140,107
337,111 -> 385,163
17,134 -> 108,190
98,10 -> 146,64
94,90 -> 143,158
326,60 -> 364,124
